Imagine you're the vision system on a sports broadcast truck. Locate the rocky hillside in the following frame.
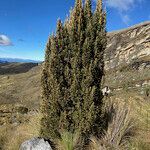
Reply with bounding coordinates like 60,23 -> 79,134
105,21 -> 150,71
104,21 -> 150,94
0,21 -> 149,126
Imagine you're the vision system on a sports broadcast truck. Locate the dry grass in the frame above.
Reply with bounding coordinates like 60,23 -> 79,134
104,68 -> 150,89
89,99 -> 135,150
1,92 -> 149,150
0,63 -> 149,149
0,64 -> 41,108
101,91 -> 150,150
0,113 -> 41,150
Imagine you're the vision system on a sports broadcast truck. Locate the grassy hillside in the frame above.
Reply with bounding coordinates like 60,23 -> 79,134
0,22 -> 149,149
0,62 -> 38,75
0,62 -> 149,149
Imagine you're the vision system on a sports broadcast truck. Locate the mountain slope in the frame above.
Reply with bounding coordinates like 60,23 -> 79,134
0,22 -> 150,149
0,64 -> 41,107
0,21 -> 149,125
105,21 -> 150,71
0,63 -> 39,75
104,21 -> 150,91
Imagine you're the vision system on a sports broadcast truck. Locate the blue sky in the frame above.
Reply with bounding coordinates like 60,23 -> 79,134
0,0 -> 149,61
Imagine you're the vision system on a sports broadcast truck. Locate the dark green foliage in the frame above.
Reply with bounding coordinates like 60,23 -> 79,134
40,0 -> 107,141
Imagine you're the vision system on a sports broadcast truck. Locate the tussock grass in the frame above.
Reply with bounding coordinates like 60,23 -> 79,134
100,91 -> 150,150
89,99 -> 135,150
56,131 -> 83,150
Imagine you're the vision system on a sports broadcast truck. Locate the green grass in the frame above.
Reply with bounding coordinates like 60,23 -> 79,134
56,131 -> 82,150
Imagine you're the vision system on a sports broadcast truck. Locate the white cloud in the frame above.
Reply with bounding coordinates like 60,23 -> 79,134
104,0 -> 143,25
105,0 -> 143,12
0,35 -> 12,46
122,14 -> 131,25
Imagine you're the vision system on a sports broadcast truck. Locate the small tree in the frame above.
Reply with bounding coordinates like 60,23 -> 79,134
40,0 -> 107,141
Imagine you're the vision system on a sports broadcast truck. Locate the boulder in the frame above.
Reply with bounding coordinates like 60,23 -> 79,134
19,137 -> 52,150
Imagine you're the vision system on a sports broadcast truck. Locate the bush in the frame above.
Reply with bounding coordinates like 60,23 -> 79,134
40,0 -> 107,141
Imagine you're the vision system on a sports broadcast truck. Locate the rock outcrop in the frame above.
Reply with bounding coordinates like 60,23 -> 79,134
105,21 -> 150,71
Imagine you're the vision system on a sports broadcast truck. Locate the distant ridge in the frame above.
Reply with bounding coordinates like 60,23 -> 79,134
0,58 -> 41,63
0,60 -> 7,63
0,62 -> 39,75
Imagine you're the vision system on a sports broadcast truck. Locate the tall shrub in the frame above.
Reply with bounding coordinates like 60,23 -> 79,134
40,0 -> 107,140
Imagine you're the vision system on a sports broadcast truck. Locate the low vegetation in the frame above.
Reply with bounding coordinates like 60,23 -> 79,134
105,68 -> 150,90
0,90 -> 149,149
0,113 -> 41,150
56,131 -> 82,150
0,0 -> 149,149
